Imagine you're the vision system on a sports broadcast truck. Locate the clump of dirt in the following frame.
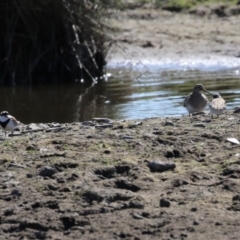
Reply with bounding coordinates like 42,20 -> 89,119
1,111 -> 240,239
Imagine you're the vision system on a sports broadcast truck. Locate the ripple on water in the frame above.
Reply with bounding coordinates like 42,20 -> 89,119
0,61 -> 239,123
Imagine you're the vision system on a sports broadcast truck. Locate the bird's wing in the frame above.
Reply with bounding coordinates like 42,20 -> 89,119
183,94 -> 190,107
8,115 -> 20,125
210,98 -> 226,110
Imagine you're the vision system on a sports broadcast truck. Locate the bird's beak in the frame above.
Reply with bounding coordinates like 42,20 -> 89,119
203,89 -> 212,95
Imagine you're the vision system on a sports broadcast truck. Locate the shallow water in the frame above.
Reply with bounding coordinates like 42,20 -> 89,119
0,63 -> 239,123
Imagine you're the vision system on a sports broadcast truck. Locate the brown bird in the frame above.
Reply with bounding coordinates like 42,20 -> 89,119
183,84 -> 212,116
209,93 -> 226,118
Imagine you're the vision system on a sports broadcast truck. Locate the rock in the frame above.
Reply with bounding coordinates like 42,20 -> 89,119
192,112 -> 206,116
119,135 -> 134,140
132,213 -> 143,219
26,145 -> 37,151
160,198 -> 171,208
38,166 -> 57,178
82,121 -> 95,126
122,200 -> 144,209
191,207 -> 197,212
193,123 -> 206,128
164,149 -> 181,158
48,184 -> 59,191
128,121 -> 142,128
34,231 -> 47,239
60,215 -> 76,230
222,164 -> 240,177
92,118 -> 112,123
115,179 -> 141,192
164,121 -> 174,126
4,208 -> 14,216
104,149 -> 111,154
164,150 -> 174,158
40,151 -> 66,158
49,123 -> 61,128
232,194 -> 240,211
227,138 -> 239,145
147,161 -> 176,172
31,201 -> 42,209
233,107 -> 240,113
11,189 -> 22,196
81,188 -> 135,204
26,123 -> 40,130
8,163 -> 26,168
95,124 -> 113,129
46,127 -> 66,133
94,165 -> 130,179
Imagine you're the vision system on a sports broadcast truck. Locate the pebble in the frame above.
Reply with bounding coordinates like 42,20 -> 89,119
95,124 -> 113,129
159,198 -> 171,208
92,118 -> 112,123
233,107 -> 240,113
49,123 -> 61,128
82,121 -> 95,126
147,161 -> 176,172
164,121 -> 174,126
193,123 -> 206,128
8,163 -> 26,168
132,213 -> 144,219
128,121 -> 142,128
24,123 -> 43,132
26,123 -> 39,130
11,189 -> 22,196
26,145 -> 37,151
46,127 -> 66,133
38,166 -> 57,177
119,135 -> 134,140
227,138 -> 239,145
192,112 -> 206,116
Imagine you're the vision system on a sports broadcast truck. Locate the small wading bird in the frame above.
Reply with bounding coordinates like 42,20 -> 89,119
0,111 -> 20,137
183,84 -> 212,116
209,93 -> 226,118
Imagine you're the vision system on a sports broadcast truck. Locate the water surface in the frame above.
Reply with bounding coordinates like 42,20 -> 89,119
0,64 -> 239,123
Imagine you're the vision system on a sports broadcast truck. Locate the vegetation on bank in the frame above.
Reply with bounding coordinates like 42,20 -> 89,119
0,1 -> 109,85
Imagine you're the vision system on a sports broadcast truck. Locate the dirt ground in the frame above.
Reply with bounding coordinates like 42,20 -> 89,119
107,4 -> 240,66
1,4 -> 240,240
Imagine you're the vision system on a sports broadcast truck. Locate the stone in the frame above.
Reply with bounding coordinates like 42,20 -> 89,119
147,161 -> 176,172
92,118 -> 112,123
38,166 -> 57,178
164,121 -> 174,126
193,123 -> 206,128
95,124 -> 113,129
160,198 -> 171,208
233,107 -> 240,113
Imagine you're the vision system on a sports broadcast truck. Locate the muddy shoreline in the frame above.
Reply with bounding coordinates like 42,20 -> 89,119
1,111 -> 240,239
107,5 -> 240,69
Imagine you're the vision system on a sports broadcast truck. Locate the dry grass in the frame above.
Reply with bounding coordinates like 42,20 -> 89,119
0,0 -> 109,85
